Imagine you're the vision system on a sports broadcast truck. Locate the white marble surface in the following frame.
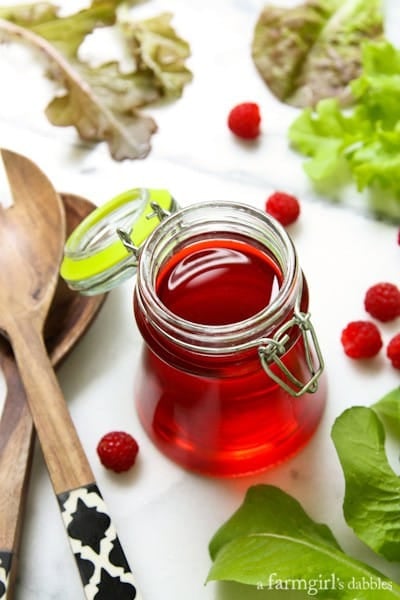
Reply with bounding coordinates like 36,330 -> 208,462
0,0 -> 399,598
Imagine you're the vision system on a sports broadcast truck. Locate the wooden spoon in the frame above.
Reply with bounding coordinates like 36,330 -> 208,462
0,193 -> 106,599
0,149 -> 140,600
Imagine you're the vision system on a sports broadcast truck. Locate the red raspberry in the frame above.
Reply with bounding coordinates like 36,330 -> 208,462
97,431 -> 139,473
387,333 -> 400,369
364,282 -> 400,322
227,102 -> 261,139
341,320 -> 383,359
265,191 -> 301,226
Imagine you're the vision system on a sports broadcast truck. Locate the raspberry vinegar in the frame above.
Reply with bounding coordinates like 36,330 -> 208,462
156,240 -> 280,326
133,202 -> 326,476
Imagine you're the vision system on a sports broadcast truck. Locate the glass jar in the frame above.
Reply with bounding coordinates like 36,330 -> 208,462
61,191 -> 326,477
133,202 -> 326,476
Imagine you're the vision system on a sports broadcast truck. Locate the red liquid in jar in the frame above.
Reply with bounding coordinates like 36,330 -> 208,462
134,238 -> 326,476
156,240 -> 280,325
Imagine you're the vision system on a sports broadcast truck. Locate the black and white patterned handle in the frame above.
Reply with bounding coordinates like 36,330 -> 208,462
58,483 -> 140,600
0,552 -> 12,599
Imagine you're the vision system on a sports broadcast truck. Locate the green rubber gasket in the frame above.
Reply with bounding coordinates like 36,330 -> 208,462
60,188 -> 173,284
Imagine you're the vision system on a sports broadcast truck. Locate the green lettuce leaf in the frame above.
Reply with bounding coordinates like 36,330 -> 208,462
288,98 -> 371,181
351,41 -> 400,124
289,40 -> 400,221
0,1 -> 120,56
209,484 -> 340,560
372,387 -> 400,437
252,0 -> 383,108
0,1 -> 192,160
0,2 -> 59,25
207,485 -> 400,598
332,406 -> 400,562
120,12 -> 192,99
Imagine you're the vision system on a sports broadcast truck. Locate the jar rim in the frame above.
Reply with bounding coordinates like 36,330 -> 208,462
135,201 -> 302,353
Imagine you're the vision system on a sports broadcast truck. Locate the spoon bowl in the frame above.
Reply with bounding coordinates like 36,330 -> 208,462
42,192 -> 106,363
0,193 -> 106,364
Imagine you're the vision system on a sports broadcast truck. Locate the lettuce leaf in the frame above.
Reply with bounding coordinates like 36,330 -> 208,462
332,406 -> 400,562
207,485 -> 400,598
209,484 -> 340,561
120,12 -> 192,99
252,0 -> 383,108
288,98 -> 372,181
372,387 -> 400,437
289,40 -> 400,221
0,1 -> 192,160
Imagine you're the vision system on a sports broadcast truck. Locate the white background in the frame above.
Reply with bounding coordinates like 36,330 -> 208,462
0,0 -> 399,598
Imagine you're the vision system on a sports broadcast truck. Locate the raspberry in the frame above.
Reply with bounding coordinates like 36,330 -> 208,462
364,282 -> 400,322
341,320 -> 383,359
227,102 -> 261,139
97,431 -> 139,473
387,333 -> 400,369
265,191 -> 301,226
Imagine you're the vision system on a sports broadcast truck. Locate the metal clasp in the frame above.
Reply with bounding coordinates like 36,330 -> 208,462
258,312 -> 324,397
117,201 -> 172,259
116,228 -> 140,259
146,201 -> 172,221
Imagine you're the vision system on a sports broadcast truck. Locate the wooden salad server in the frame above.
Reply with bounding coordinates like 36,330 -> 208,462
0,193 -> 107,600
0,149 -> 140,600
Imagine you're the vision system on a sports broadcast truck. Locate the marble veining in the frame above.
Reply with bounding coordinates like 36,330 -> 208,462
0,1 -> 399,599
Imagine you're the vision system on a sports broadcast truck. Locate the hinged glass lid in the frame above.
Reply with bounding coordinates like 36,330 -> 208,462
60,188 -> 176,295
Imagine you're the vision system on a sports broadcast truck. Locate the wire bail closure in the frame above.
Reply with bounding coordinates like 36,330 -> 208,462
117,200 -> 173,261
115,197 -> 324,400
258,311 -> 324,397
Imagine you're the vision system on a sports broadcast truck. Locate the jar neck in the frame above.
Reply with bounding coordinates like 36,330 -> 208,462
135,201 -> 303,354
